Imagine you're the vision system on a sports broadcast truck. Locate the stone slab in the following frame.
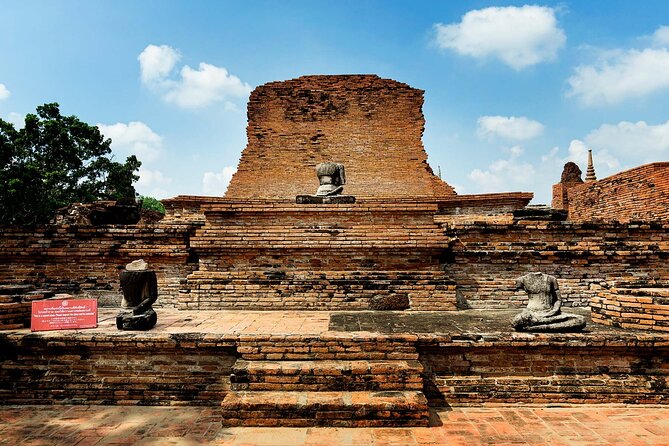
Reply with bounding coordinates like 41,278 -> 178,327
295,195 -> 356,204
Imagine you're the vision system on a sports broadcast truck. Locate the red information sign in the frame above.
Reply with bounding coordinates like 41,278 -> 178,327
31,299 -> 98,332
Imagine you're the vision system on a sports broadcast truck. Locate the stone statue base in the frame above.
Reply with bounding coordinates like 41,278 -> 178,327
296,195 -> 356,204
512,310 -> 586,332
116,308 -> 157,331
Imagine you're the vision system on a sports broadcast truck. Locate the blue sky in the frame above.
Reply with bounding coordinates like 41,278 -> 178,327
2,1 -> 669,203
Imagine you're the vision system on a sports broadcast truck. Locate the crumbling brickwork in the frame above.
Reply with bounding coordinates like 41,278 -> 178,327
0,285 -> 71,329
442,221 -> 669,308
0,332 -> 236,405
0,225 -> 198,307
592,287 -> 669,332
420,334 -> 669,404
225,75 -> 456,199
553,162 -> 669,221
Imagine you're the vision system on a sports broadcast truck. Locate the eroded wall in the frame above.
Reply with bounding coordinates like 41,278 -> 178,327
442,221 -> 669,308
225,75 -> 455,199
0,225 -> 197,307
554,162 -> 669,222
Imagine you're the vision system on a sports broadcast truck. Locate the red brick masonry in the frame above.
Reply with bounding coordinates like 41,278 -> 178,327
592,287 -> 669,332
553,162 -> 669,222
3,405 -> 668,445
225,75 -> 455,200
0,309 -> 666,411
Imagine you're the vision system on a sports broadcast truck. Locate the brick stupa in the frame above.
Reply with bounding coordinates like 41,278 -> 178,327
172,75 -> 532,311
226,75 -> 456,200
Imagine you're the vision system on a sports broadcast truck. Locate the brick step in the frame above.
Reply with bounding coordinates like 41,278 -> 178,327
237,338 -> 419,361
230,359 -> 424,391
220,390 -> 430,427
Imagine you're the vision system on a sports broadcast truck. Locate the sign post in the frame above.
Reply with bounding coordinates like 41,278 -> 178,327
31,299 -> 98,332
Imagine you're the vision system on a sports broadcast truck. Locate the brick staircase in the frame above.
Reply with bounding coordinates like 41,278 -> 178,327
221,334 -> 430,427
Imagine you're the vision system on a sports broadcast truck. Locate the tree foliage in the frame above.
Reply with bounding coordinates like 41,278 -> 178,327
0,103 -> 141,225
140,196 -> 165,215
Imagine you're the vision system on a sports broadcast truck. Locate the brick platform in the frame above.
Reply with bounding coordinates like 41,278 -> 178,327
1,309 -> 667,428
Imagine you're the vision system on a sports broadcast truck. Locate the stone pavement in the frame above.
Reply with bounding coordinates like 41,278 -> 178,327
1,404 -> 667,445
7,307 -> 650,337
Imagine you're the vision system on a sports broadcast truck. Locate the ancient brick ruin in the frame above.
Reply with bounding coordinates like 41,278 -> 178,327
226,75 -> 455,199
0,75 -> 667,426
553,161 -> 669,222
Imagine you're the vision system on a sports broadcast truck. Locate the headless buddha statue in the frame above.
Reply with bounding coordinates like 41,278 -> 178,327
116,259 -> 158,330
315,162 -> 346,196
512,272 -> 586,332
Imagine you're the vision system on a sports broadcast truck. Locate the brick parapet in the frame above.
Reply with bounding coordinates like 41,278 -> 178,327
592,287 -> 669,332
563,162 -> 669,222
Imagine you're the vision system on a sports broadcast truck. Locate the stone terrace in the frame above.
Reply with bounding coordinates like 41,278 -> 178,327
1,309 -> 667,428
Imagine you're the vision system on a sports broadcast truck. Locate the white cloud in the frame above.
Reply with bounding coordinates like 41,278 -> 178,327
136,168 -> 172,199
203,166 -> 236,196
0,84 -> 10,100
138,44 -> 251,109
477,115 -> 544,141
651,26 -> 669,47
164,63 -> 251,108
563,139 -> 620,170
567,48 -> 669,105
585,120 -> 669,155
468,145 -> 537,192
98,121 -> 163,162
3,112 -> 24,129
138,44 -> 181,85
434,5 -> 565,70
137,168 -> 172,188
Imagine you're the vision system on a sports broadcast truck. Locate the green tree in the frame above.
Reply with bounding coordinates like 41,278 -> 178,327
0,103 -> 141,224
140,196 -> 166,215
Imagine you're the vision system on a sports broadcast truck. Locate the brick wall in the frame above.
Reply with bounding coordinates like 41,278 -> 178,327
555,162 -> 669,221
442,221 -> 669,308
0,224 -> 198,307
2,329 -> 666,406
0,332 -> 236,405
225,75 -> 455,200
182,270 -> 457,311
2,218 -> 667,311
420,337 -> 669,404
592,287 -> 669,332
181,200 -> 457,310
